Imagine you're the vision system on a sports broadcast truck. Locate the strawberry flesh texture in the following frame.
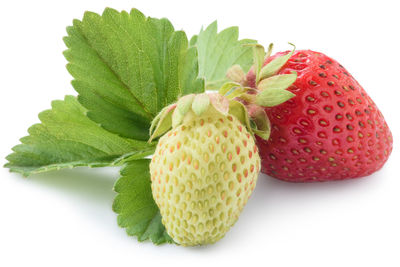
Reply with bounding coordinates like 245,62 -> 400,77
247,50 -> 393,182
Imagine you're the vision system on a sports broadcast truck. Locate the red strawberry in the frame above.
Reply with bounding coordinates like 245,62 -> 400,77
245,49 -> 393,182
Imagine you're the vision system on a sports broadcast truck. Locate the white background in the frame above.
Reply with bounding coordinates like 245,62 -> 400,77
1,0 -> 399,266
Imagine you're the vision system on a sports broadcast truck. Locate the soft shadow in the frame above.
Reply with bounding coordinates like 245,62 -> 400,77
242,170 -> 384,222
23,167 -> 119,206
9,164 -> 387,251
258,171 -> 380,198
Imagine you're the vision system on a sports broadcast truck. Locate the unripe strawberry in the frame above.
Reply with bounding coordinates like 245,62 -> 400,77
150,104 -> 260,246
148,88 -> 295,246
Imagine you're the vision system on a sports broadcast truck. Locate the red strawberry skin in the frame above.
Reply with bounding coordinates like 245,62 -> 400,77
247,50 -> 393,182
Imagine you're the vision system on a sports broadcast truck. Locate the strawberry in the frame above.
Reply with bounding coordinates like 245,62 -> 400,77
150,94 -> 260,245
241,46 -> 393,182
149,85 -> 295,245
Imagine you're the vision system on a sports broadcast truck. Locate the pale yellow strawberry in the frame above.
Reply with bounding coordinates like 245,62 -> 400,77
150,95 -> 260,246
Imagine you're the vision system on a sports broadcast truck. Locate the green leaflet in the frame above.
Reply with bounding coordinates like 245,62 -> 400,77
226,64 -> 246,84
257,73 -> 298,91
256,88 -> 295,107
256,73 -> 296,107
64,8 -> 204,140
5,96 -> 155,177
173,94 -> 195,127
228,100 -> 252,135
176,94 -> 196,116
250,44 -> 266,84
191,93 -> 210,116
218,82 -> 243,96
259,43 -> 296,81
149,104 -> 176,142
113,159 -> 174,245
190,21 -> 256,90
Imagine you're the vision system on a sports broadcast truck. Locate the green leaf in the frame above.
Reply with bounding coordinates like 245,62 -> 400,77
176,94 -> 196,116
256,88 -> 296,107
191,21 -> 256,90
250,44 -> 266,84
149,104 -> 176,142
257,73 -> 297,91
229,100 -> 252,134
5,96 -> 155,177
226,86 -> 248,100
259,43 -> 295,80
171,108 -> 183,129
64,8 -> 204,140
192,93 -> 210,116
209,93 -> 229,114
226,64 -> 246,84
218,82 -> 243,96
265,43 -> 274,59
113,159 -> 174,245
248,105 -> 271,140
172,94 -> 195,127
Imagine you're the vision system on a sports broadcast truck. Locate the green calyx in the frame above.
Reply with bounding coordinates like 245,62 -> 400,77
217,84 -> 272,140
258,43 -> 296,81
149,93 -> 230,142
149,43 -> 297,143
220,43 -> 298,140
148,91 -> 265,142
